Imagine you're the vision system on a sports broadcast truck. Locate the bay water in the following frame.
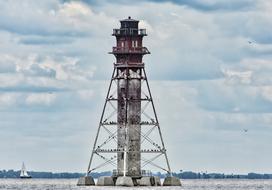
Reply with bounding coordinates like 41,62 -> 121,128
0,179 -> 272,190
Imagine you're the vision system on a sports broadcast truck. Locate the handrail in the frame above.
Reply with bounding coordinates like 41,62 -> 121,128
113,28 -> 147,36
112,47 -> 150,54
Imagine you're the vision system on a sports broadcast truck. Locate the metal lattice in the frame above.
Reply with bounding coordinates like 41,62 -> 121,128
85,64 -> 172,177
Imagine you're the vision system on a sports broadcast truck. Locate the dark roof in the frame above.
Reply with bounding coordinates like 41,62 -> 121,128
120,16 -> 139,22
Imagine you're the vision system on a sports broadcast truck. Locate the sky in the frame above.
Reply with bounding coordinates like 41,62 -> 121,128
0,0 -> 272,174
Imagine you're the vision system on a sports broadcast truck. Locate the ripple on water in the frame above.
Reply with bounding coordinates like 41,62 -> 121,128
0,179 -> 272,190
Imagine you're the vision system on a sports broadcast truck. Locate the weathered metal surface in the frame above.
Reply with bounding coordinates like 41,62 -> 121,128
116,68 -> 142,177
111,47 -> 150,54
114,17 -> 146,178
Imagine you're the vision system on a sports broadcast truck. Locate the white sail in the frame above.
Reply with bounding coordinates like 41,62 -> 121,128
20,162 -> 30,178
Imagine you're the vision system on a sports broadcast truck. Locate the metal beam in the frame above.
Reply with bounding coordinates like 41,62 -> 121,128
86,68 -> 116,175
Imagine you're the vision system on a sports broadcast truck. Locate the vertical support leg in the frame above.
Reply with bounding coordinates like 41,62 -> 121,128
123,67 -> 129,176
142,68 -> 172,176
86,68 -> 116,175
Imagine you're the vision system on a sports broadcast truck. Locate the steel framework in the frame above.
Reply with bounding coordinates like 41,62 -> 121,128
85,63 -> 172,177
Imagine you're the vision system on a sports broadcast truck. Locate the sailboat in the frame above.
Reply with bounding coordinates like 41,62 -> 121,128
20,162 -> 32,179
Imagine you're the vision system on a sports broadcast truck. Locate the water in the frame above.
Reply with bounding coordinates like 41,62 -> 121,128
0,179 -> 272,190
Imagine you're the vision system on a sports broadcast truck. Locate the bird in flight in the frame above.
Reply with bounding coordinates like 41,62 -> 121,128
248,41 -> 252,44
243,129 -> 248,132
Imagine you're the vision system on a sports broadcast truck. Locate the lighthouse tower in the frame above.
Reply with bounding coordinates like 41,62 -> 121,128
112,17 -> 149,178
77,17 -> 181,186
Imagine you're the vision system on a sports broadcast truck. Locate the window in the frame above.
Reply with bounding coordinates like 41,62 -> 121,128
132,40 -> 138,47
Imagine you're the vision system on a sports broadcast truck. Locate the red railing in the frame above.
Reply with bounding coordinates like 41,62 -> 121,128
112,47 -> 150,54
113,28 -> 147,36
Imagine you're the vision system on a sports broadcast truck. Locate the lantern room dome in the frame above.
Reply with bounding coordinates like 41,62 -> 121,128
120,16 -> 139,29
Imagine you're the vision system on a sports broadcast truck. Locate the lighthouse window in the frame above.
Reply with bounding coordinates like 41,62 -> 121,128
132,40 -> 138,47
121,42 -> 124,47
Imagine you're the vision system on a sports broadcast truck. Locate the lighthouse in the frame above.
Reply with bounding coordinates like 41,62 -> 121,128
77,17 -> 181,186
112,16 -> 149,178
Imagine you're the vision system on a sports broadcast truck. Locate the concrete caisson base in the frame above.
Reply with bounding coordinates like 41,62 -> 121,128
139,176 -> 161,186
97,176 -> 115,186
139,176 -> 153,186
77,176 -> 95,186
136,179 -> 141,186
163,176 -> 181,186
115,176 -> 134,186
153,176 -> 161,186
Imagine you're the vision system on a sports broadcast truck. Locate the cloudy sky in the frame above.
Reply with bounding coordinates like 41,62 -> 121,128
1,0 -> 272,174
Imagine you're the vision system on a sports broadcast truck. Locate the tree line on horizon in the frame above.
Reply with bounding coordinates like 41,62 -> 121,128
0,170 -> 271,179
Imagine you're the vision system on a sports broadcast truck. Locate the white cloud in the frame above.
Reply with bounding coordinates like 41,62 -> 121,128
0,61 -> 16,73
77,89 -> 94,100
0,93 -> 18,106
261,86 -> 272,102
0,73 -> 24,88
25,93 -> 57,106
222,68 -> 252,85
59,1 -> 92,17
0,0 -> 272,173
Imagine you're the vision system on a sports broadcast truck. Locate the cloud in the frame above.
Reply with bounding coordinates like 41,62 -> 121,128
222,69 -> 252,85
213,10 -> 272,45
0,0 -> 272,174
67,0 -> 256,11
3,0 -> 267,82
0,86 -> 66,93
23,64 -> 57,78
0,61 -> 16,73
25,93 -> 57,106
261,86 -> 272,102
19,36 -> 74,45
150,0 -> 256,11
0,1 -> 89,37
221,58 -> 272,86
0,93 -> 18,106
195,80 -> 272,113
77,89 -> 94,100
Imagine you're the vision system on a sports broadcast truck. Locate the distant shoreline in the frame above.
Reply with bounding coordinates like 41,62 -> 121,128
1,170 -> 272,179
